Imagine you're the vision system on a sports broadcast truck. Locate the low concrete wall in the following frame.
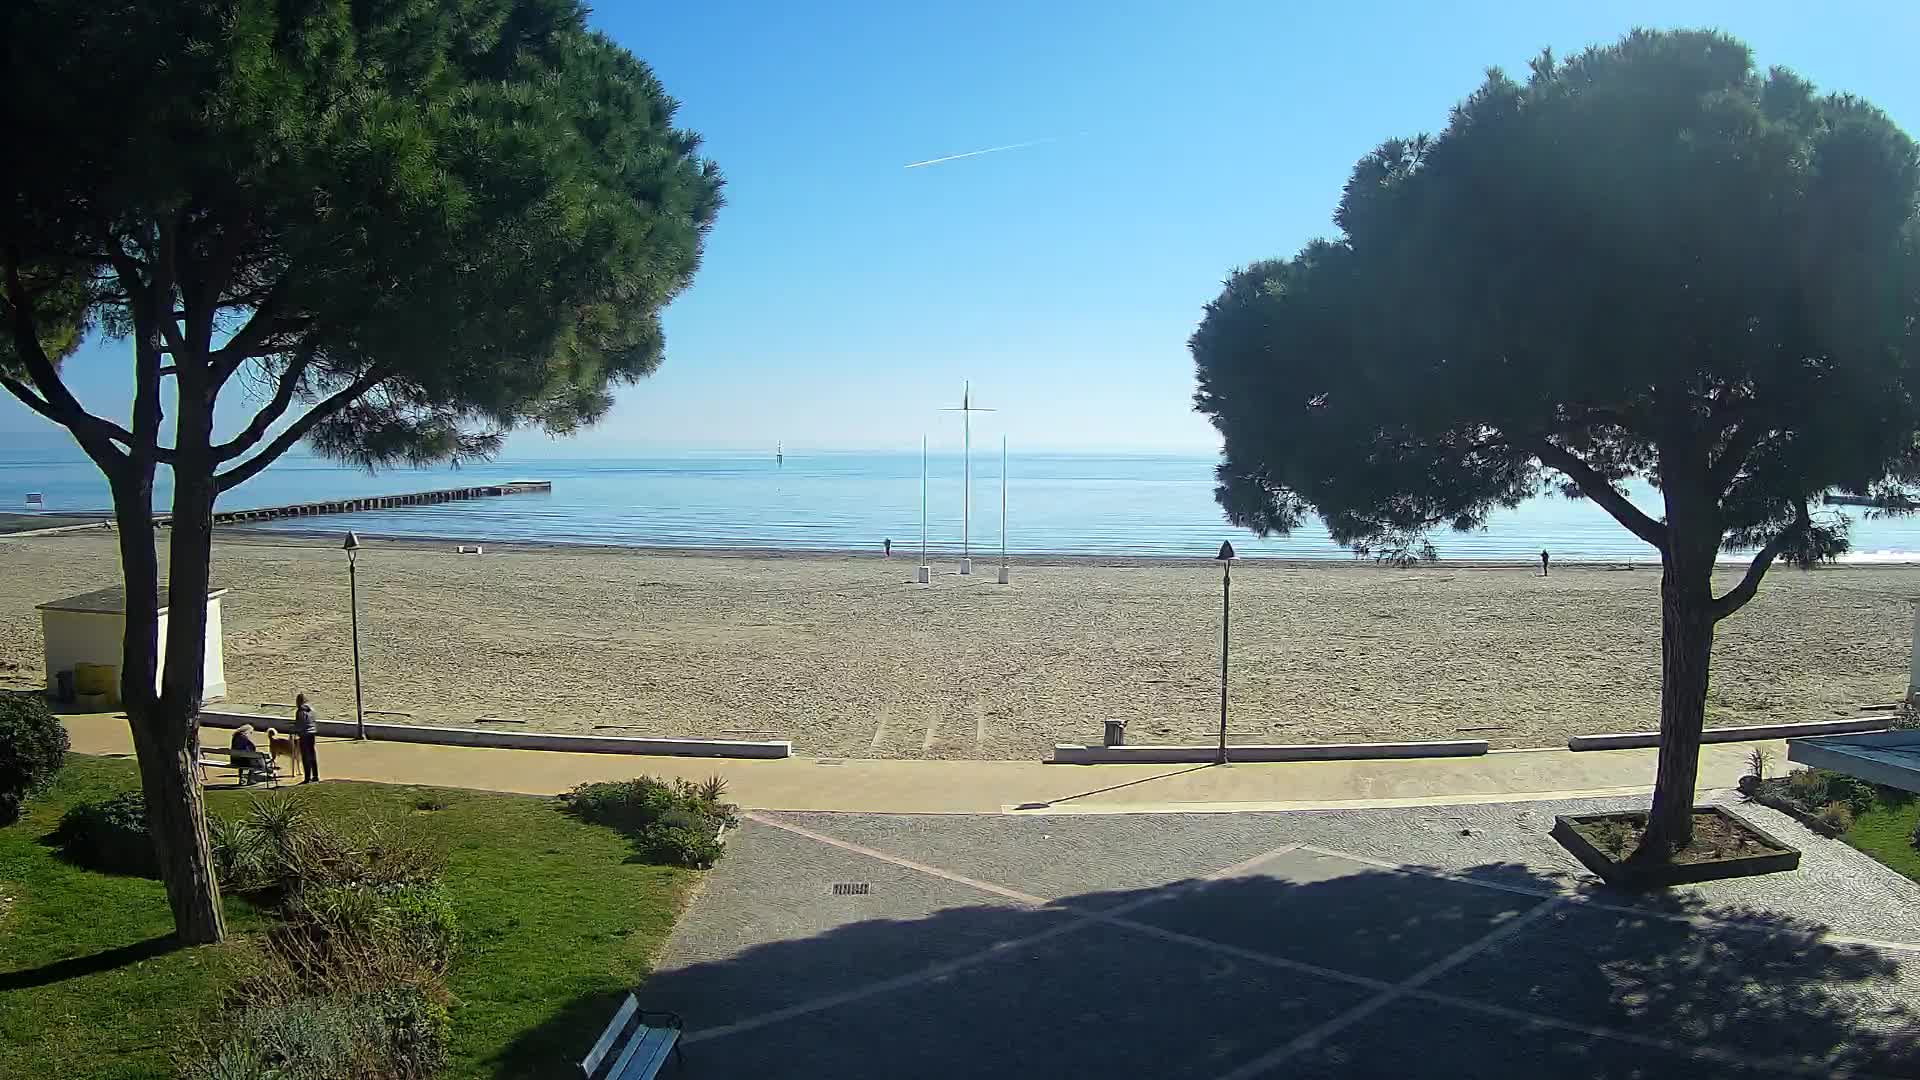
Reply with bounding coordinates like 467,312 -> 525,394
1050,739 -> 1488,765
199,710 -> 791,759
1568,716 -> 1887,752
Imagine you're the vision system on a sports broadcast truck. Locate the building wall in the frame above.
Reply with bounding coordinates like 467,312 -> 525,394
42,600 -> 227,703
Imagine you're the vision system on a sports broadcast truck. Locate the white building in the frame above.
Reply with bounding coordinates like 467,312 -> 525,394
38,586 -> 228,704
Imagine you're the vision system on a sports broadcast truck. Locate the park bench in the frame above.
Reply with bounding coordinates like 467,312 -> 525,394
582,994 -> 683,1079
197,746 -> 280,787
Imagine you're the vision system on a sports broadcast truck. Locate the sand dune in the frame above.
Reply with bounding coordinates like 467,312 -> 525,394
2,531 -> 1914,759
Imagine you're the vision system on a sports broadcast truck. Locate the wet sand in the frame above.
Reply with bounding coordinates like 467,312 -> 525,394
1,531 -> 1914,759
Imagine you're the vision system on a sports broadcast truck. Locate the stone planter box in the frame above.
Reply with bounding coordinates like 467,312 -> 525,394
1551,806 -> 1800,889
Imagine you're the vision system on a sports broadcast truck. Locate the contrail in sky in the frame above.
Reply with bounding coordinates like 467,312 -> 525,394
903,135 -> 1062,169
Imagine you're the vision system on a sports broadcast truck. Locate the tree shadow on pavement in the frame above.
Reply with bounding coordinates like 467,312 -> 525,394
491,859 -> 1918,1079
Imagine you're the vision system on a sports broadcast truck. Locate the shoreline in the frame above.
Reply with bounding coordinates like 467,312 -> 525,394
208,523 -> 1920,570
3,531 -> 1917,761
10,516 -> 1918,569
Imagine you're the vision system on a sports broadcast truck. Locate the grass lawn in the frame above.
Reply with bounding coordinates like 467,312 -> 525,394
0,755 -> 698,1079
1844,791 -> 1920,885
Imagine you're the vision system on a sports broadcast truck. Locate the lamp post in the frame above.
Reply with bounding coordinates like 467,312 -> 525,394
1215,540 -> 1235,765
344,531 -> 365,740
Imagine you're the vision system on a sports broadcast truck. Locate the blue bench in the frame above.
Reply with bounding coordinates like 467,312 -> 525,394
582,994 -> 683,1079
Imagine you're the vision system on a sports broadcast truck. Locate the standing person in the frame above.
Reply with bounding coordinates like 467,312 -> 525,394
1540,548 -> 1550,577
293,694 -> 320,784
883,537 -> 892,559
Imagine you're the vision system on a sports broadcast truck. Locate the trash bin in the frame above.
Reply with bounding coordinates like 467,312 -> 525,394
1103,719 -> 1127,747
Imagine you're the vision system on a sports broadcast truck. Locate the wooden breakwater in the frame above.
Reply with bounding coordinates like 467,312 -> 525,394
159,481 -> 551,527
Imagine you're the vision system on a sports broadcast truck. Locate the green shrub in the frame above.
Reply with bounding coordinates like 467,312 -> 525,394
188,798 -> 454,1080
54,791 -> 158,876
1783,768 -> 1878,816
0,692 -> 68,824
561,776 -> 737,868
1816,801 -> 1856,833
211,798 -> 442,901
1580,817 -> 1642,859
361,984 -> 451,1079
180,986 -> 448,1080
1785,767 -> 1828,804
296,881 -> 461,977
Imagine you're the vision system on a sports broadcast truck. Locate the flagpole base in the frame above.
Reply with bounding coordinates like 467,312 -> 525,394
997,565 -> 1010,584
958,559 -> 973,576
916,566 -> 930,584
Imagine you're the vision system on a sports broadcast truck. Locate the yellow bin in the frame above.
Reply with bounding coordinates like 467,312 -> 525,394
73,662 -> 120,707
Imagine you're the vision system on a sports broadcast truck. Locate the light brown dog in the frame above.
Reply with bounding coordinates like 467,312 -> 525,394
265,728 -> 297,778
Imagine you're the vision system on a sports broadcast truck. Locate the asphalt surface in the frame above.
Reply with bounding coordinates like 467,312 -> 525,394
645,794 -> 1920,1079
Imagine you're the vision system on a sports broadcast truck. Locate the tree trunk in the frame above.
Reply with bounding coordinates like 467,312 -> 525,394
155,394 -> 226,943
109,459 -> 226,942
1635,552 -> 1717,861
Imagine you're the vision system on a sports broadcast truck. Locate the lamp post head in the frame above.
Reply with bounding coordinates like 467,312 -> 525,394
1216,540 -> 1236,562
343,530 -> 361,561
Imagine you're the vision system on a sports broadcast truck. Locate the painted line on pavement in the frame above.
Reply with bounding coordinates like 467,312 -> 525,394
742,811 -> 1049,906
1003,786 -> 1657,815
1210,898 -> 1569,1080
700,817 -> 1913,1076
1293,844 -> 1920,954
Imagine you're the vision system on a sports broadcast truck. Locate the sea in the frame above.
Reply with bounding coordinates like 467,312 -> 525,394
5,446 -> 1920,562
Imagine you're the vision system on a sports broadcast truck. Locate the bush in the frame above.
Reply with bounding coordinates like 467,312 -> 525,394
561,775 -> 738,868
1783,768 -> 1878,816
295,880 -> 461,978
180,985 -> 448,1080
54,791 -> 158,876
211,798 -> 443,902
1815,801 -> 1856,833
0,692 -> 68,824
190,802 -> 455,1080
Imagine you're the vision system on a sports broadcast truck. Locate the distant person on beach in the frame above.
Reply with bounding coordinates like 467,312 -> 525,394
293,694 -> 319,783
1540,548 -> 1550,577
883,537 -> 892,559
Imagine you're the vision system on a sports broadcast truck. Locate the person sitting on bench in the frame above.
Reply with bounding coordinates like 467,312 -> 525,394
231,724 -> 259,756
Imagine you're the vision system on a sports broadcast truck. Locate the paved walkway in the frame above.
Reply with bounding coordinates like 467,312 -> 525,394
644,796 -> 1920,1078
64,711 -> 1772,813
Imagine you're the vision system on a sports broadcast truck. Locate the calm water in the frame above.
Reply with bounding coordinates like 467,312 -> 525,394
5,447 -> 1919,561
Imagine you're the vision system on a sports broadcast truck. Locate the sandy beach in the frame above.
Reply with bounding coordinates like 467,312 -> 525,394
1,530 -> 1915,759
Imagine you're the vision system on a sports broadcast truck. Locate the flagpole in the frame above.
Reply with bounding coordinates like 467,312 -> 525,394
963,381 -> 971,563
917,435 -> 930,584
998,435 -> 1010,584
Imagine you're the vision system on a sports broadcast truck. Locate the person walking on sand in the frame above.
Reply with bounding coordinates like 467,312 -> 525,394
1540,548 -> 1550,577
293,693 -> 320,783
883,537 -> 892,559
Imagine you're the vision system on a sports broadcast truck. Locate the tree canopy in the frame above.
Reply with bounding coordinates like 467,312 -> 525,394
3,0 -> 723,482
1191,29 -> 1919,856
0,0 -> 722,942
1195,30 -> 1918,573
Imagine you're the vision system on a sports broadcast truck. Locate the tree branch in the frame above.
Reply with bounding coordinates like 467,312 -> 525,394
215,368 -> 389,492
1526,438 -> 1670,551
1707,421 -> 1766,497
2,250 -> 134,467
213,347 -> 314,462
208,274 -> 303,384
1709,501 -> 1809,622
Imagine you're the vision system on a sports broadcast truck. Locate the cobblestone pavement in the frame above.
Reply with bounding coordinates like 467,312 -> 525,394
644,794 -> 1920,1079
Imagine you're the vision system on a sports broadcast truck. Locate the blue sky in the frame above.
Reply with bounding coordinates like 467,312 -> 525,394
5,0 -> 1918,455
